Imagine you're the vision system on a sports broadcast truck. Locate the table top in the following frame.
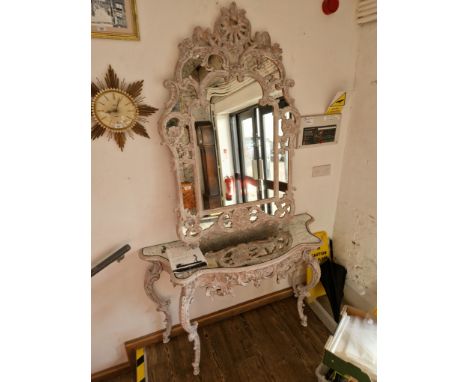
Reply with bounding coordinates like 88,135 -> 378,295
140,213 -> 321,279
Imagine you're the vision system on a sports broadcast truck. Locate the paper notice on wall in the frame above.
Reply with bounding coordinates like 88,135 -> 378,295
326,91 -> 347,114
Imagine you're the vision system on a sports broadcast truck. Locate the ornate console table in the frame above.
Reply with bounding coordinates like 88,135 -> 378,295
140,213 -> 322,375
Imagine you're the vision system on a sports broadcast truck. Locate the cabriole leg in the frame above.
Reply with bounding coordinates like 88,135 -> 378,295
144,262 -> 172,343
291,265 -> 302,298
294,252 -> 321,327
179,283 -> 201,375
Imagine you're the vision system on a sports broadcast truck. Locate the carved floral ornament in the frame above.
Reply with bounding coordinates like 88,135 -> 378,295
158,2 -> 301,245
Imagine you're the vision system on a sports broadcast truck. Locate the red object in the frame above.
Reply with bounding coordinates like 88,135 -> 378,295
322,0 -> 339,15
224,176 -> 233,201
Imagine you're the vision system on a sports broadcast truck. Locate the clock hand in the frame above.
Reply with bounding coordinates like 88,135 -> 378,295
106,105 -> 118,113
110,100 -> 120,113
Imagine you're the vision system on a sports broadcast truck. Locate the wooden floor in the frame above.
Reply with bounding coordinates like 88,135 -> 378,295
104,296 -> 330,382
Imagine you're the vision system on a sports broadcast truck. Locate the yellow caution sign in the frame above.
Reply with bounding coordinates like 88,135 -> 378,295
309,231 -> 330,264
136,347 -> 146,382
326,92 -> 346,115
307,231 -> 331,302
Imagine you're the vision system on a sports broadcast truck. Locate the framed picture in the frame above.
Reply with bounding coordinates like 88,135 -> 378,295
91,0 -> 139,41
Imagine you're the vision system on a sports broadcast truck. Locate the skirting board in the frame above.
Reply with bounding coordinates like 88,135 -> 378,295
91,362 -> 132,382
91,287 -> 294,381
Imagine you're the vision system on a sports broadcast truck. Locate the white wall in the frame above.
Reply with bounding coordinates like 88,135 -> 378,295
332,21 -> 377,311
92,0 -> 359,373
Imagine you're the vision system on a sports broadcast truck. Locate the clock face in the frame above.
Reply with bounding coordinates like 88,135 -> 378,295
92,89 -> 138,131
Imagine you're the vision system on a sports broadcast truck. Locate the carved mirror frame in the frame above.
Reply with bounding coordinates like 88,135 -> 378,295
159,2 -> 301,246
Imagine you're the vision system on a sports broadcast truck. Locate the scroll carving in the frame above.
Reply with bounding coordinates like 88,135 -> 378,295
167,244 -> 320,298
141,215 -> 323,376
179,283 -> 201,375
158,2 -> 301,245
144,262 -> 173,343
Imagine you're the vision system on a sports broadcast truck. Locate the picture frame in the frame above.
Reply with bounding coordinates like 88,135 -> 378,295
91,0 -> 140,41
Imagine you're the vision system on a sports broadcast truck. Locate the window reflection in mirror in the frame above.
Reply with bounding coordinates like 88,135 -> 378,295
199,78 -> 286,213
227,102 -> 275,208
188,66 -> 289,214
278,136 -> 289,192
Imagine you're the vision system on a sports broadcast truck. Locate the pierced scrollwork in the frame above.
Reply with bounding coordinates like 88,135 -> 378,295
274,196 -> 294,218
159,2 -> 301,245
279,105 -> 301,155
215,207 -> 271,232
192,245 -> 320,300
178,209 -> 202,245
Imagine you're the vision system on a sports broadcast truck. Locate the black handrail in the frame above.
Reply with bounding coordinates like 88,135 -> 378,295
91,244 -> 131,277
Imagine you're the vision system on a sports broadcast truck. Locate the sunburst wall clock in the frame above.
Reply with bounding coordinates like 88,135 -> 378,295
91,65 -> 158,151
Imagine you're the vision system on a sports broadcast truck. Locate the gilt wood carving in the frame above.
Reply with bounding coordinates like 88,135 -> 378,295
143,242 -> 321,375
158,2 -> 301,245
145,3 -> 318,376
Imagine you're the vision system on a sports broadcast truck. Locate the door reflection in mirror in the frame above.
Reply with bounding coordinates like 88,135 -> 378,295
194,76 -> 289,212
229,103 -> 275,206
209,97 -> 289,211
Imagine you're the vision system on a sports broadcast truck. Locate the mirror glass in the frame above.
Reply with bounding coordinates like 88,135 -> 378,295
159,3 -> 301,244
183,58 -> 288,214
165,117 -> 198,215
198,78 -> 275,211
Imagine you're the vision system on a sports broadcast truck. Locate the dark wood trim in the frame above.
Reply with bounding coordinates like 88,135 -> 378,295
92,287 -> 294,381
91,362 -> 131,382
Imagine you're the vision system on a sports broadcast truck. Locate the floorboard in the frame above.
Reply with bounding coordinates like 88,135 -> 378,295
100,296 -> 330,382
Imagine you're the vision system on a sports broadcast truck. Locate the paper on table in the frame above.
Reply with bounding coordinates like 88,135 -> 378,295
166,246 -> 207,272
